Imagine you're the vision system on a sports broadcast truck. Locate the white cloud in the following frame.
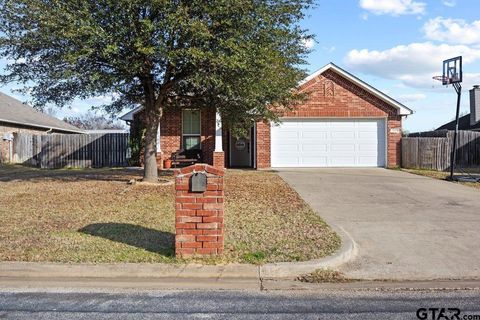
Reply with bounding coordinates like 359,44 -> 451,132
345,42 -> 480,88
359,0 -> 426,16
398,93 -> 427,102
423,17 -> 480,45
302,38 -> 315,49
443,0 -> 456,7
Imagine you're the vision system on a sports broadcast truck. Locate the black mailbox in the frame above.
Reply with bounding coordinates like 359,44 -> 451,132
191,172 -> 207,192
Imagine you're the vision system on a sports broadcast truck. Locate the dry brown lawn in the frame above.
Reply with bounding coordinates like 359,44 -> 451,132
0,165 -> 340,264
402,168 -> 480,190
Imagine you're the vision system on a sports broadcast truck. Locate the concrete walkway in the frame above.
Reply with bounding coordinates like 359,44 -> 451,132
278,168 -> 480,280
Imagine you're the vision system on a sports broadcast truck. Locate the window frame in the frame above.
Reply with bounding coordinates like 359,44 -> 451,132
181,109 -> 202,150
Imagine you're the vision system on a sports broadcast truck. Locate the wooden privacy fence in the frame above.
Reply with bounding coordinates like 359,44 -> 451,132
13,133 -> 130,169
402,130 -> 480,171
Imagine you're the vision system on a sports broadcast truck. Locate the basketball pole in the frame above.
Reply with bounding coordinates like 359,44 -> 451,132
449,82 -> 462,181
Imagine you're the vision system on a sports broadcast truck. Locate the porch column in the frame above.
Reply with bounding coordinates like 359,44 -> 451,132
156,122 -> 161,153
156,122 -> 163,169
213,112 -> 225,168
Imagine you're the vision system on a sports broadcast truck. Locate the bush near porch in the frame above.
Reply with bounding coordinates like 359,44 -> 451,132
0,165 -> 340,264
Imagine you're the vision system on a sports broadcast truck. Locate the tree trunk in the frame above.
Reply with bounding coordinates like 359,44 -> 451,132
143,115 -> 159,183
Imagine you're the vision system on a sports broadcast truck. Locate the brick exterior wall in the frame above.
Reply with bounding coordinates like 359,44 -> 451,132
256,121 -> 271,169
255,69 -> 404,168
134,107 -> 217,168
175,164 -> 224,257
212,151 -> 225,169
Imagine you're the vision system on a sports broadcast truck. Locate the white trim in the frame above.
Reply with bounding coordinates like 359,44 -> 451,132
228,131 -> 232,167
299,63 -> 414,116
119,106 -> 144,122
279,116 -> 387,120
215,112 -> 223,152
156,123 -> 161,153
253,124 -> 257,169
384,118 -> 388,168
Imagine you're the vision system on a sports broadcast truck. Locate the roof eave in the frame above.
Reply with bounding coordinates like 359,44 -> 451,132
120,106 -> 144,121
0,118 -> 84,134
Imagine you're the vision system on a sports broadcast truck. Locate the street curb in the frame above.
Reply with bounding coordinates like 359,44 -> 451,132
260,225 -> 358,279
0,263 -> 258,280
0,226 -> 357,282
0,227 -> 356,282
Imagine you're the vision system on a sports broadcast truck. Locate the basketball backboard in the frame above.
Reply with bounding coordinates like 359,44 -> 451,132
442,56 -> 462,85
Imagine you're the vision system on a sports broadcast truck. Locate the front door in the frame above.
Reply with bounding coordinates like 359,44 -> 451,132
230,132 -> 251,167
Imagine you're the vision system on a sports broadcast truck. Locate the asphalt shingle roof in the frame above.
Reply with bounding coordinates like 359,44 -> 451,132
0,91 -> 83,133
436,114 -> 480,131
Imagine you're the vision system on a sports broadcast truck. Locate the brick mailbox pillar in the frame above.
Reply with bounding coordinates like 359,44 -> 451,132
175,164 -> 225,258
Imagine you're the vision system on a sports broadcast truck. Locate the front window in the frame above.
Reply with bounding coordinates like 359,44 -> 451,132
182,109 -> 201,150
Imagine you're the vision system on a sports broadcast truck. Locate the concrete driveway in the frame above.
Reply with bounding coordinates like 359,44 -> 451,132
278,168 -> 480,280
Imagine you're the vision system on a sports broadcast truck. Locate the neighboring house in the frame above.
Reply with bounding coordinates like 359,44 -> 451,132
120,62 -> 413,169
0,92 -> 83,163
436,85 -> 480,132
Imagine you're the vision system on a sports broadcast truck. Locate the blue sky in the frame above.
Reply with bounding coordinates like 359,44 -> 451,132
301,0 -> 480,132
1,0 -> 480,132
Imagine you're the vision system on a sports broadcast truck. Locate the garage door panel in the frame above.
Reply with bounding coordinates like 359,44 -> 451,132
358,143 -> 377,152
331,131 -> 356,139
303,121 -> 329,129
302,131 -> 328,139
330,144 -> 355,152
331,122 -> 355,129
271,119 -> 386,168
302,157 -> 328,166
302,145 -> 328,154
358,131 -> 377,139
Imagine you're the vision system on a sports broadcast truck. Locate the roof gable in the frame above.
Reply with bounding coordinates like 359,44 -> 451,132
119,62 -> 414,121
300,63 -> 414,116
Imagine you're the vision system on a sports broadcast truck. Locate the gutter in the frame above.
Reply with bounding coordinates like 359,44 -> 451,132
0,118 -> 84,134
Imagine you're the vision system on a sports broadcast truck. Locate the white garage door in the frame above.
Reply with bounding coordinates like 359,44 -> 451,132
271,119 -> 386,167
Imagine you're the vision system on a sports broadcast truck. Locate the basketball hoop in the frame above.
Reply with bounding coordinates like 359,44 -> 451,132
435,56 -> 463,181
432,75 -> 452,85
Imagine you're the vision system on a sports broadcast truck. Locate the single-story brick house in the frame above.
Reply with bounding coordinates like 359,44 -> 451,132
120,62 -> 413,169
0,91 -> 83,163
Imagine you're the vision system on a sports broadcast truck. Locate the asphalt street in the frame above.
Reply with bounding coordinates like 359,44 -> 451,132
0,289 -> 480,320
